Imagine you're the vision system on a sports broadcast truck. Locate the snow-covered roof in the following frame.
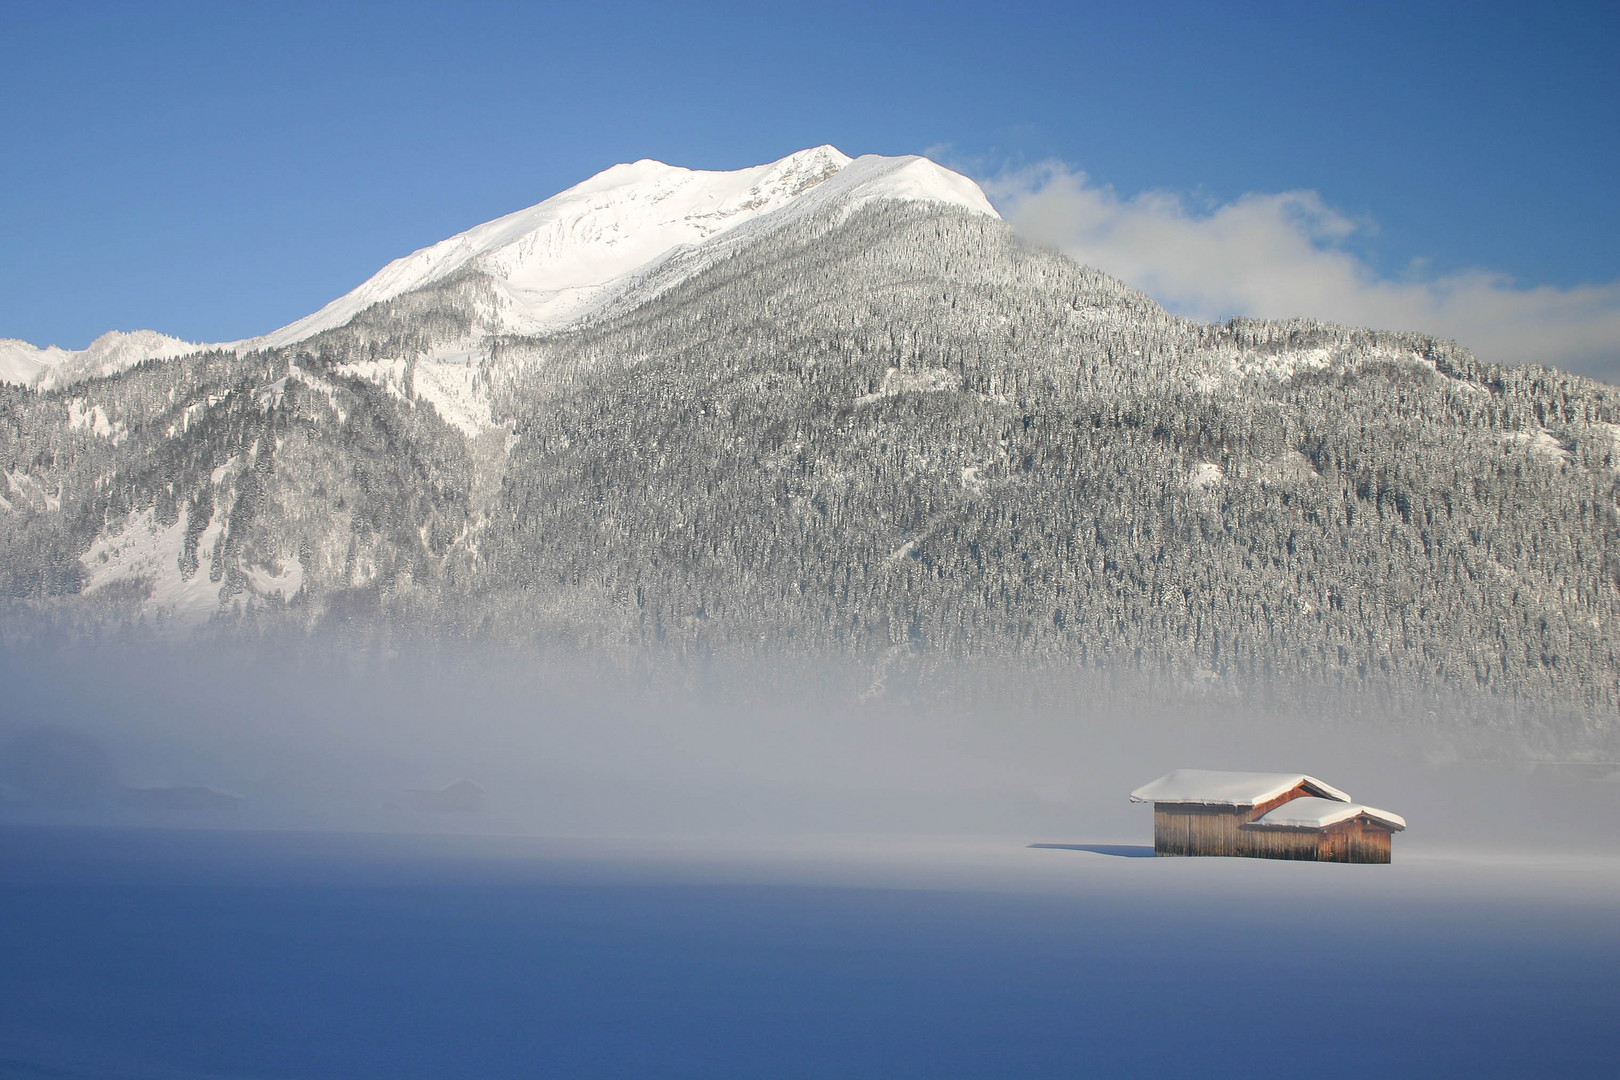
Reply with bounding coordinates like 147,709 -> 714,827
1128,769 -> 1351,807
1244,796 -> 1406,832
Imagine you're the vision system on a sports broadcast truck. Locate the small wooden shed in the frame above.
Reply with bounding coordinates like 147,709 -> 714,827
1129,769 -> 1354,858
1242,797 -> 1406,863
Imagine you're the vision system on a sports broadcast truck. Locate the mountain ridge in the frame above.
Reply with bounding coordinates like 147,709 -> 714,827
0,330 -> 206,391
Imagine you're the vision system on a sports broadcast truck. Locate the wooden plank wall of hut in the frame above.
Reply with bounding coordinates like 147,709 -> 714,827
1154,806 -> 1245,856
1320,819 -> 1393,863
1152,785 -> 1315,857
1240,820 -> 1395,863
1241,828 -> 1325,861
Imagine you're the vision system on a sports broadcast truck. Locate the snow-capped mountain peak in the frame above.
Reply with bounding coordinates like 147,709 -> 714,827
256,146 -> 997,348
258,146 -> 857,347
2,148 -> 999,390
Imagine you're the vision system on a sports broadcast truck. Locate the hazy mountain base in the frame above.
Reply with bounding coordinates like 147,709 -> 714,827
0,621 -> 1605,781
1,637 -> 1615,853
2,203 -> 1618,754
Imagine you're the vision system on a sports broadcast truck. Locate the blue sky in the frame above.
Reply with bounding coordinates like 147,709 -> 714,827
3,0 -> 1617,373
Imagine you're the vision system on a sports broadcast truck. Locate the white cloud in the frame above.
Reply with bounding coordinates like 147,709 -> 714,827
985,164 -> 1620,382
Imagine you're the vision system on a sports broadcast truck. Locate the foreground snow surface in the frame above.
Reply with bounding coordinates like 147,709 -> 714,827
1,827 -> 1615,1080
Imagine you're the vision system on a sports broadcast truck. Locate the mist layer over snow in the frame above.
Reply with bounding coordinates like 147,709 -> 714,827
2,641 -> 1615,848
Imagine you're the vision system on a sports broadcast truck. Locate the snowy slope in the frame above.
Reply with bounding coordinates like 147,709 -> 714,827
0,339 -> 57,386
584,153 -> 1000,324
256,146 -> 998,347
1,330 -> 203,389
258,146 -> 853,346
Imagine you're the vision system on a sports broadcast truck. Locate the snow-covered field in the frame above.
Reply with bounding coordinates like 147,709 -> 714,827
0,825 -> 1614,1080
1,643 -> 1613,1076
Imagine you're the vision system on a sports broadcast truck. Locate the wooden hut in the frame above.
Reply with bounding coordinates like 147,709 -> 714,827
1129,769 -> 1353,858
1241,797 -> 1406,863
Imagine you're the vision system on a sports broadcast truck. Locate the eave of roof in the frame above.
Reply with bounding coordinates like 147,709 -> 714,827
1242,796 -> 1407,832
